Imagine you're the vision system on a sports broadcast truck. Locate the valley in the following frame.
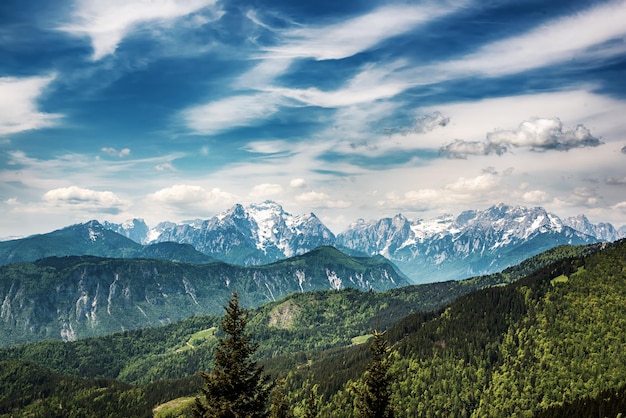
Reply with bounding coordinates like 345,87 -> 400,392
1,238 -> 625,416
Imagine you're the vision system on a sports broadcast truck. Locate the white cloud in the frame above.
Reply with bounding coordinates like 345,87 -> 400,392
42,186 -> 128,213
182,93 -> 284,135
612,201 -> 626,211
147,184 -> 237,213
522,190 -> 550,203
250,183 -> 283,197
274,61 -> 408,108
242,140 -> 293,154
606,176 -> 626,185
155,162 -> 176,171
0,75 -> 62,136
289,178 -> 306,188
59,0 -> 218,60
262,3 -> 464,61
101,147 -> 131,157
433,0 -> 626,78
440,117 -> 602,158
487,118 -> 602,151
378,172 -> 502,210
296,191 -> 351,208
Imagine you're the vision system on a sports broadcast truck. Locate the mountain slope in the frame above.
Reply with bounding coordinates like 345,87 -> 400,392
0,247 -> 408,346
151,201 -> 336,265
0,243 -> 602,385
337,203 -> 613,282
0,220 -> 213,266
309,238 -> 626,417
103,202 -> 623,283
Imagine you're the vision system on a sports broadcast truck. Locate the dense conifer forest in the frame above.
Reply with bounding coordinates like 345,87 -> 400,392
1,240 -> 625,417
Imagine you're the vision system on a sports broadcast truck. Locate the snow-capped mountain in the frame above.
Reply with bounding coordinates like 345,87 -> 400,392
336,203 -> 624,283
103,218 -> 149,244
143,201 -> 335,265
101,201 -> 624,283
562,214 -> 622,242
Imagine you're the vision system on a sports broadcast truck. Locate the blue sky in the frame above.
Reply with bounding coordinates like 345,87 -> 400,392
1,0 -> 626,237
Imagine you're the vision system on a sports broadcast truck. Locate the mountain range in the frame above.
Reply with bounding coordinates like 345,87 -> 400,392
1,201 -> 624,283
103,201 -> 625,283
1,238 -> 624,417
0,246 -> 407,346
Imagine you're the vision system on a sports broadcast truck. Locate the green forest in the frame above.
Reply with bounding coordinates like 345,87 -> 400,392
1,240 -> 625,417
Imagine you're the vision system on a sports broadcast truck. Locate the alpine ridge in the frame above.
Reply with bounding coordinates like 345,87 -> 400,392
0,247 -> 408,346
104,201 -> 624,283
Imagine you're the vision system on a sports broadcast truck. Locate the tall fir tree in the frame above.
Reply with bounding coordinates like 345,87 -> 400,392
269,379 -> 294,418
193,291 -> 273,418
355,330 -> 394,418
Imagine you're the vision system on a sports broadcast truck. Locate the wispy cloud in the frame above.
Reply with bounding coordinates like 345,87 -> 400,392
184,2 -> 465,135
59,0 -> 219,60
261,2 -> 463,60
182,93 -> 286,135
427,0 -> 626,79
440,117 -> 602,158
0,75 -> 62,136
101,147 -> 131,157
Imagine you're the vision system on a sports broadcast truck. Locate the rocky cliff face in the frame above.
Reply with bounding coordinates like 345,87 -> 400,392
0,247 -> 407,346
336,203 -> 616,283
149,201 -> 336,265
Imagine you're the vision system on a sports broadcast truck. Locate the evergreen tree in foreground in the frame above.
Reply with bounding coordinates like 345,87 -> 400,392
355,330 -> 395,418
193,291 -> 273,418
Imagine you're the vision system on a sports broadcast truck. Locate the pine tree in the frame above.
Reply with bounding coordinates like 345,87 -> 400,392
355,330 -> 394,418
269,379 -> 294,418
193,291 -> 273,418
302,383 -> 319,418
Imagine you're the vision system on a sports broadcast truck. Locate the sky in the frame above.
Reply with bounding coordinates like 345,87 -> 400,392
1,0 -> 626,238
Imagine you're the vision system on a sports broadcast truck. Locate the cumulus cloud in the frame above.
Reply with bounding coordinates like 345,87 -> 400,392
439,140 -> 507,159
59,0 -> 218,60
487,117 -> 602,151
441,117 -> 602,158
147,184 -> 237,213
289,178 -> 306,188
522,190 -> 550,203
296,191 -> 351,208
0,75 -> 62,136
101,147 -> 131,157
384,111 -> 450,137
606,177 -> 626,185
42,186 -> 128,213
414,111 -> 450,134
378,172 -> 502,210
250,183 -> 283,197
570,187 -> 599,207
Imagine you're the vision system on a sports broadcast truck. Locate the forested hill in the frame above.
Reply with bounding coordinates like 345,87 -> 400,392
0,240 -> 624,417
0,246 -> 408,347
306,238 -> 626,417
